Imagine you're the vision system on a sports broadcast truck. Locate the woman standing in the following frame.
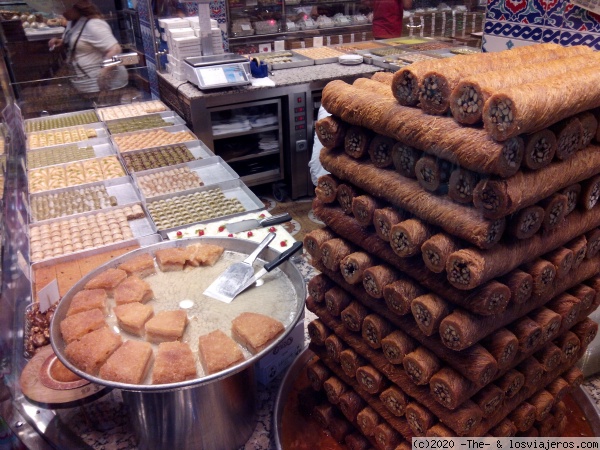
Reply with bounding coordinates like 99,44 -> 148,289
370,0 -> 413,39
48,0 -> 128,104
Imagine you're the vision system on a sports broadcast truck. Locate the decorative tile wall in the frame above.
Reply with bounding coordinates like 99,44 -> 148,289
483,0 -> 600,51
183,1 -> 230,51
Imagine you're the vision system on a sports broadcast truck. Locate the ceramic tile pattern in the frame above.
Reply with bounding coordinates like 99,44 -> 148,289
483,0 -> 600,50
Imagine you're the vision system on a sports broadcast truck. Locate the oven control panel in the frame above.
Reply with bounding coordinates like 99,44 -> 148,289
293,92 -> 307,152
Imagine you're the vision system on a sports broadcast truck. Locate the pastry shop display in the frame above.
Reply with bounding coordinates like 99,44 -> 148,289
30,185 -> 117,222
27,144 -> 95,169
370,47 -> 409,57
451,52 -> 600,126
406,41 -> 452,51
28,156 -> 125,193
97,100 -> 168,121
392,43 -> 587,113
298,49 -> 600,442
136,166 -> 204,198
259,51 -> 293,64
166,210 -> 295,251
450,46 -> 481,55
51,238 -> 301,386
398,53 -> 440,64
105,113 -> 178,134
113,128 -> 196,152
24,303 -> 58,357
28,127 -> 99,149
31,244 -> 141,302
99,156 -> 126,179
121,145 -> 197,172
147,188 -> 245,230
28,205 -> 146,262
25,110 -> 99,133
292,47 -> 345,61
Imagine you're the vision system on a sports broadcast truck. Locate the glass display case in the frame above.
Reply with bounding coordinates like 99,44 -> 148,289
226,0 -> 485,54
0,0 -> 150,118
226,0 -> 374,54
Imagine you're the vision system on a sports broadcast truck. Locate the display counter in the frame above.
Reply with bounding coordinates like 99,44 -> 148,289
0,98 -> 314,449
158,62 -> 381,199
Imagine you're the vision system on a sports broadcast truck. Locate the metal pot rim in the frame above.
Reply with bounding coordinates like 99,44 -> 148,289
50,236 -> 306,393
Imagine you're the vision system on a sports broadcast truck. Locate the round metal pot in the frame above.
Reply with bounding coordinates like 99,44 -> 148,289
50,237 -> 306,450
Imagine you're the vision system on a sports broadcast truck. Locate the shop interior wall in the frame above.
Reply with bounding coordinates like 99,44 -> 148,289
483,0 -> 600,51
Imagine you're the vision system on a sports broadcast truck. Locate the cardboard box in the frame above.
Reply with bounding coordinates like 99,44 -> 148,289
255,311 -> 306,385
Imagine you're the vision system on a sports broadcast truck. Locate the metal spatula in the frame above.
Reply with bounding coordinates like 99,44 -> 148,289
203,232 -> 275,303
231,241 -> 303,298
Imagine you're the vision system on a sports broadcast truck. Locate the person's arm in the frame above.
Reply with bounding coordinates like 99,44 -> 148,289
48,37 -> 64,50
97,42 -> 122,90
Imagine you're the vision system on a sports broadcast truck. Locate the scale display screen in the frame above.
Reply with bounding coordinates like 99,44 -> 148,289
198,64 -> 248,87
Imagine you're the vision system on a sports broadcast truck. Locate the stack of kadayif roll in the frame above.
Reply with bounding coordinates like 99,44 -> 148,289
303,43 -> 600,447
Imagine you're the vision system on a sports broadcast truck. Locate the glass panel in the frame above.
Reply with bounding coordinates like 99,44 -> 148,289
1,0 -> 151,117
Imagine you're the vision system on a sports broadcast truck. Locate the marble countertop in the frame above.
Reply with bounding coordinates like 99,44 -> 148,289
160,62 -> 382,100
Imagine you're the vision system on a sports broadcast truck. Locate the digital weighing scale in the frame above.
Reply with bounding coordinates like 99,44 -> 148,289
184,54 -> 252,90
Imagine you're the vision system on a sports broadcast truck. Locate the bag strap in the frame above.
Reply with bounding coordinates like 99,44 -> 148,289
67,18 -> 94,79
66,18 -> 89,64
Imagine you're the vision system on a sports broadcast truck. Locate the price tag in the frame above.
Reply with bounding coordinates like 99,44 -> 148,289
314,36 -> 324,47
241,24 -> 252,31
259,42 -> 272,53
274,40 -> 285,52
350,33 -> 355,43
38,278 -> 60,313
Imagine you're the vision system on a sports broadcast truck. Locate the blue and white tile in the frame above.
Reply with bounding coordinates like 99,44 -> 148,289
147,60 -> 159,97
486,0 -> 508,21
543,0 -> 566,28
481,34 -> 538,51
484,20 -> 544,41
562,3 -> 600,33
541,26 -> 562,42
559,29 -> 600,49
136,0 -> 151,25
140,23 -> 157,63
513,0 -> 546,25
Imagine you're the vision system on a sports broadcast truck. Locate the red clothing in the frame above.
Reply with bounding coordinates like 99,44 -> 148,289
372,0 -> 404,39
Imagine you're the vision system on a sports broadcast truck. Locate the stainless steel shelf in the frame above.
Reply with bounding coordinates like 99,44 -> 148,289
228,23 -> 371,42
225,148 -> 281,163
213,125 -> 280,140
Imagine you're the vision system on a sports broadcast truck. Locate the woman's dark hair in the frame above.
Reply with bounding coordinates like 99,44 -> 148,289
73,0 -> 103,18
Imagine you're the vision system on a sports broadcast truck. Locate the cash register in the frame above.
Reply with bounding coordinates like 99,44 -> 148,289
184,53 -> 251,90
